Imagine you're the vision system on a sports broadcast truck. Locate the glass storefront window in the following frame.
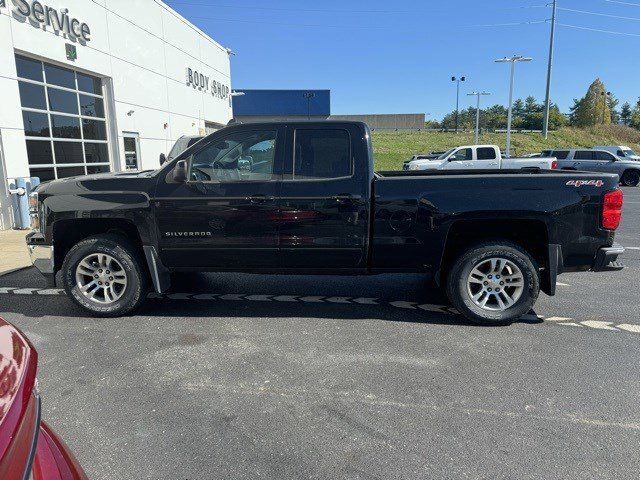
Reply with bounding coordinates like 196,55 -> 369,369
18,82 -> 47,110
17,55 -> 110,180
48,87 -> 79,115
15,55 -> 43,82
22,111 -> 50,137
44,64 -> 75,89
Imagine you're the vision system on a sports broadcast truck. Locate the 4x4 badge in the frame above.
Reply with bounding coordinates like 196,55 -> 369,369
566,180 -> 604,187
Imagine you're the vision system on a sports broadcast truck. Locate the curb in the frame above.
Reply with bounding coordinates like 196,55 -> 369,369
0,265 -> 32,277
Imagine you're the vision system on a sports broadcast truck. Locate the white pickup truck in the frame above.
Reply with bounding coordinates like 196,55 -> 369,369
404,145 -> 557,171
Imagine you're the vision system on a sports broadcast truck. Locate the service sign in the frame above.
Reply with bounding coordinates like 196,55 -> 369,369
186,67 -> 230,104
11,0 -> 91,43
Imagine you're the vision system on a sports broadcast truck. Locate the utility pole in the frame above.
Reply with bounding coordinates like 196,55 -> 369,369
495,55 -> 532,158
468,92 -> 491,145
543,0 -> 557,139
452,76 -> 466,132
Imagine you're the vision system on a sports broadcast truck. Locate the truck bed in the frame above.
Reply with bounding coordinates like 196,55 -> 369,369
376,169 -> 567,177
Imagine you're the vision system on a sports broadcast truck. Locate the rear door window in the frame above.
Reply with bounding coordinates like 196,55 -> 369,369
477,147 -> 497,160
293,129 -> 352,180
552,150 -> 569,160
574,150 -> 594,160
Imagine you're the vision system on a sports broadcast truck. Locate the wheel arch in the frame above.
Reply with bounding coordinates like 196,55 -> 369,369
52,218 -> 145,274
438,219 -> 554,295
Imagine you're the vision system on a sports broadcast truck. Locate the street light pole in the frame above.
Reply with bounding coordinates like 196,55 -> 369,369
468,92 -> 491,145
543,0 -> 557,139
303,92 -> 316,120
452,76 -> 466,132
495,55 -> 532,157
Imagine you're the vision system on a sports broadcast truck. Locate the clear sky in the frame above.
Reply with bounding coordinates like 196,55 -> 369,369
164,0 -> 640,120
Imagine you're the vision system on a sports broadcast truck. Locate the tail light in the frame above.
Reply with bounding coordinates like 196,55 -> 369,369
602,189 -> 623,230
551,160 -> 558,170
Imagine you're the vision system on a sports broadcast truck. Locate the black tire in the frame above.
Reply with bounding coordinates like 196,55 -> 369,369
445,242 -> 540,326
621,170 -> 640,187
62,234 -> 148,317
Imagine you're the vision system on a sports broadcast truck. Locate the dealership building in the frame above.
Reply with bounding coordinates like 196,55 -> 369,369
0,0 -> 233,229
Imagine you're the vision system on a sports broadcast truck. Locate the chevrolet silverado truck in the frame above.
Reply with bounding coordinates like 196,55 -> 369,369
26,121 -> 625,325
404,145 -> 557,171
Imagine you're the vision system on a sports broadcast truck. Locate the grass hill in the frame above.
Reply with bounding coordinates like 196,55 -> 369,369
371,125 -> 640,171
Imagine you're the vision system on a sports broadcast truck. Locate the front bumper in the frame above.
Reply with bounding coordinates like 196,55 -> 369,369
593,244 -> 625,272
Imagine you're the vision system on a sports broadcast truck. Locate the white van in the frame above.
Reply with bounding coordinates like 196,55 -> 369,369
593,146 -> 640,161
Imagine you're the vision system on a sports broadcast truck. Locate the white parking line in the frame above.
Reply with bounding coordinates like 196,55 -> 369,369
1,287 -> 639,336
617,324 -> 640,334
581,321 -> 618,331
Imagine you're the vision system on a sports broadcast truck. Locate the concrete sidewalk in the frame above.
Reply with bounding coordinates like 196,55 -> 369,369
0,230 -> 30,275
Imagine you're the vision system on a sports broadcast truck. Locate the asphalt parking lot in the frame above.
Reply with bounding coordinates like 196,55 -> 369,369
1,188 -> 639,480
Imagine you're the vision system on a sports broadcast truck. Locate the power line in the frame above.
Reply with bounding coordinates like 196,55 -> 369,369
604,0 -> 640,6
187,15 -> 388,29
167,2 -> 411,14
466,20 -> 549,28
559,6 -> 640,21
558,22 -> 640,37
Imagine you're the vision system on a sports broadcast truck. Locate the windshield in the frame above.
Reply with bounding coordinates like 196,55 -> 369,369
168,136 -> 195,161
623,149 -> 637,157
437,148 -> 457,160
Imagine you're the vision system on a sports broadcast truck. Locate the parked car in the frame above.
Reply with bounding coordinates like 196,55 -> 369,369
160,135 -> 204,165
548,149 -> 640,187
0,317 -> 88,480
26,121 -> 624,325
404,145 -> 557,171
593,145 -> 640,162
402,153 -> 443,170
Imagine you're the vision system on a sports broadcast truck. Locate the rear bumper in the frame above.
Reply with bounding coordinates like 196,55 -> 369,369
31,421 -> 88,480
592,244 -> 625,272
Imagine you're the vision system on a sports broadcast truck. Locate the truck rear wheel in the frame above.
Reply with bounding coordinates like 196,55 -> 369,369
446,242 -> 540,326
62,234 -> 148,317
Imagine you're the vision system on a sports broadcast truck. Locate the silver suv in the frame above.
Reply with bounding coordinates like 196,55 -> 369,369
548,149 -> 640,187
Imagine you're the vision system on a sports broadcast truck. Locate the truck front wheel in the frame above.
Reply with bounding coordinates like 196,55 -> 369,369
62,234 -> 148,317
446,242 -> 540,326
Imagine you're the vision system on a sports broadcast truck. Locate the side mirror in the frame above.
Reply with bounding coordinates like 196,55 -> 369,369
159,153 -> 167,165
168,160 -> 188,183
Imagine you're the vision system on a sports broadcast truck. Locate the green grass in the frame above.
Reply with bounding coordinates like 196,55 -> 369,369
371,125 -> 640,171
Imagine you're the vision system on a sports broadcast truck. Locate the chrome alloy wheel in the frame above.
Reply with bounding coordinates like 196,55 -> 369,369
466,258 -> 524,311
75,253 -> 127,304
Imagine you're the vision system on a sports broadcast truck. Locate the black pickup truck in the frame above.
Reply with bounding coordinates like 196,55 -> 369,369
26,121 -> 625,325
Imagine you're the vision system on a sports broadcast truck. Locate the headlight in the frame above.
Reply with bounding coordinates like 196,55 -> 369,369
29,192 -> 40,231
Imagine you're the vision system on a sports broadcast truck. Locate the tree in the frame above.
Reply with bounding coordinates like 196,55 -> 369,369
630,98 -> 640,130
620,102 -> 632,126
569,78 -> 612,127
608,93 -> 621,124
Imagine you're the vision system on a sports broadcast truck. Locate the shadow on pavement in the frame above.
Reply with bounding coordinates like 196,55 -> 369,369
0,267 -> 543,327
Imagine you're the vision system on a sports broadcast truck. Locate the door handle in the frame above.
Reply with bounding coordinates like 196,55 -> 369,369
248,195 -> 275,204
488,162 -> 499,167
331,194 -> 358,204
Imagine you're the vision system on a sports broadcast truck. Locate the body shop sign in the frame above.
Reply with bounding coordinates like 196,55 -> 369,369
12,0 -> 91,42
186,68 -> 230,102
